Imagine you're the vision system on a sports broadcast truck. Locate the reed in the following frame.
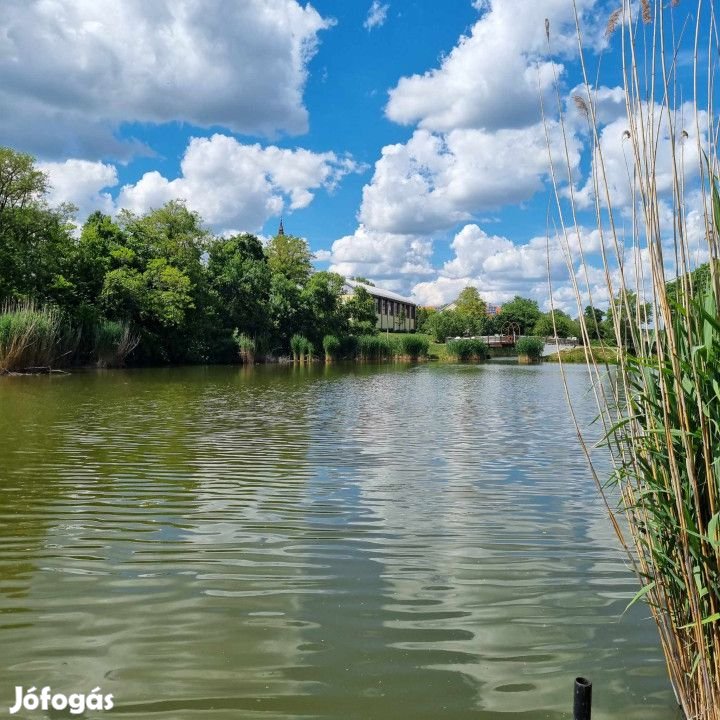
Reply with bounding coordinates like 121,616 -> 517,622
322,334 -> 341,362
95,320 -> 139,368
398,334 -> 430,361
0,302 -> 68,371
290,334 -> 314,363
545,2 -> 720,716
356,334 -> 399,361
232,330 -> 256,364
445,338 -> 488,362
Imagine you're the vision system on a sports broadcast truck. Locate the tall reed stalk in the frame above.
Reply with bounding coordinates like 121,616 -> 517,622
545,2 -> 719,716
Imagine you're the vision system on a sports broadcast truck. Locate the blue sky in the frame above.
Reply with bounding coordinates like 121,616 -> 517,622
1,0 -> 713,309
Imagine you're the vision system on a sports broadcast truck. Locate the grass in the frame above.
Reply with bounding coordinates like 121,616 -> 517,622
545,346 -> 618,365
514,336 -> 545,360
544,2 -> 720,715
232,330 -> 255,364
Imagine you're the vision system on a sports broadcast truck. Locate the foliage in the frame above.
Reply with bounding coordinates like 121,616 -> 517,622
497,296 -> 541,335
533,310 -> 579,338
426,310 -> 465,342
345,285 -> 377,335
515,336 -> 545,359
290,334 -> 313,362
356,334 -> 399,361
582,305 -> 604,342
454,286 -> 487,320
265,233 -> 313,285
416,306 -> 436,334
446,338 -> 488,362
546,4 -> 720,714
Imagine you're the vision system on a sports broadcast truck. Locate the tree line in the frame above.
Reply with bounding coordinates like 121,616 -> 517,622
0,146 -> 377,367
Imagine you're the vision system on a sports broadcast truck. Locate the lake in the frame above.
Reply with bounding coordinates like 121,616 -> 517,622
0,363 -> 677,719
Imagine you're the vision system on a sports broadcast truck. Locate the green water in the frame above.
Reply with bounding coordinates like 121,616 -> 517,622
0,363 -> 677,719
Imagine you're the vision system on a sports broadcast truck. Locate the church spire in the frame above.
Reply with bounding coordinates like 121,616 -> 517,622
278,217 -> 285,236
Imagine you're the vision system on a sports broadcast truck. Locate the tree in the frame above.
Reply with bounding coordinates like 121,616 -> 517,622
497,296 -> 541,335
426,310 -> 465,343
603,291 -> 652,351
345,285 -> 377,335
300,271 -> 347,345
583,305 -> 604,342
416,306 -> 436,334
455,286 -> 487,319
0,147 -> 48,213
533,309 -> 577,338
207,233 -> 271,344
350,276 -> 375,286
265,233 -> 313,285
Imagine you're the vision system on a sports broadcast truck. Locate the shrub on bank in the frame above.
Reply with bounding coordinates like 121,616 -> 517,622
446,338 -> 488,362
232,330 -> 256,364
515,336 -> 545,360
323,334 -> 341,362
398,334 -> 430,360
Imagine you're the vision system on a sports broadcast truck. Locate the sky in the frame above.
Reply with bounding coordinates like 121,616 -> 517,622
1,0 -> 714,311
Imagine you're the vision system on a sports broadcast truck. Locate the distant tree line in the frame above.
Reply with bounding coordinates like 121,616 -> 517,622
0,146 -> 377,366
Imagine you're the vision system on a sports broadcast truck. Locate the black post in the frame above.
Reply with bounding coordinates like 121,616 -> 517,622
573,677 -> 592,720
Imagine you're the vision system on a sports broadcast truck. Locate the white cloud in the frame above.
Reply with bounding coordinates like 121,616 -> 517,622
117,135 -> 360,230
358,121 -> 581,235
364,1 -> 389,30
327,225 -> 434,288
0,0 -> 331,158
39,159 -> 118,218
574,97 -> 707,211
385,0 -> 596,133
38,135 -> 360,231
409,223 -> 607,310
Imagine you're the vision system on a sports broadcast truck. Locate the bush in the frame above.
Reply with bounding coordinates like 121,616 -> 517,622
398,334 -> 429,360
95,320 -> 139,368
446,338 -> 488,362
515,336 -> 545,359
290,334 -> 314,362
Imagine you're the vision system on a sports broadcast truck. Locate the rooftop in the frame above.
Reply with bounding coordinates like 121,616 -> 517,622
343,279 -> 416,305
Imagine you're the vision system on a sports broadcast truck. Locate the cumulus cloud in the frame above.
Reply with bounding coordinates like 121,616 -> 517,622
40,159 -> 118,219
385,0 -> 596,133
0,0 -> 331,158
358,122 -> 581,235
327,225 -> 434,289
38,135 -> 361,231
364,1 -> 389,30
409,223 -> 607,310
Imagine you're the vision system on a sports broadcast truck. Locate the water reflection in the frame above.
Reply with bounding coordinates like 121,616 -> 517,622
0,364 -> 676,719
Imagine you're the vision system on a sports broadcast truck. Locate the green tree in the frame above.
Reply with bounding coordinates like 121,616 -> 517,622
497,296 -> 541,335
266,233 -> 313,285
345,285 -> 377,335
455,286 -> 487,320
416,306 -> 436,334
426,310 -> 465,343
533,309 -> 577,338
207,233 -> 271,349
603,291 -> 652,351
583,305 -> 604,342
0,146 -> 48,212
299,271 -> 348,345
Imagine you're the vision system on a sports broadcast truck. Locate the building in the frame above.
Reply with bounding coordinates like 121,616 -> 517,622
342,279 -> 417,332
